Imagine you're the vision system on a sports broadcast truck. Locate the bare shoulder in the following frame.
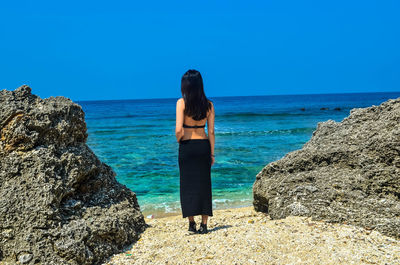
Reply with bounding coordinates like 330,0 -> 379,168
177,97 -> 184,105
208,100 -> 214,111
207,100 -> 214,118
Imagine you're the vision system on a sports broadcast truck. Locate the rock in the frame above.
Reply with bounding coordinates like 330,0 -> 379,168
0,85 -> 146,264
18,253 -> 33,264
253,97 -> 400,239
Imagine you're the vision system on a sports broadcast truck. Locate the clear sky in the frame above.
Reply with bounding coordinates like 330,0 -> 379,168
0,0 -> 399,101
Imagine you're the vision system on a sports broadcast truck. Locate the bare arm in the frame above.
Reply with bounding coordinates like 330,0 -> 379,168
175,98 -> 184,142
207,102 -> 215,164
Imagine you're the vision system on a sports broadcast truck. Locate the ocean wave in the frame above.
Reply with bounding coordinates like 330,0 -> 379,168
216,127 -> 314,137
86,114 -> 141,120
89,124 -> 158,130
140,198 -> 253,215
219,112 -> 311,118
89,127 -> 314,138
85,109 -> 340,121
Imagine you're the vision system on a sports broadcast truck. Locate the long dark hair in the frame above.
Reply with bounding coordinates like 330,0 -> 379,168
181,69 -> 212,121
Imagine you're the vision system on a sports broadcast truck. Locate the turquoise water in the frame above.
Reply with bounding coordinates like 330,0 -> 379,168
77,92 -> 400,216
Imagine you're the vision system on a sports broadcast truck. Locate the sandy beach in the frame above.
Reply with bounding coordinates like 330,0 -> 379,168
102,206 -> 400,265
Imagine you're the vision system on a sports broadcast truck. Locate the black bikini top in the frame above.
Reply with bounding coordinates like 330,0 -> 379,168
183,123 -> 206,128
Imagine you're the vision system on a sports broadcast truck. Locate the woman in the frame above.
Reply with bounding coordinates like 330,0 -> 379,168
175,69 -> 215,234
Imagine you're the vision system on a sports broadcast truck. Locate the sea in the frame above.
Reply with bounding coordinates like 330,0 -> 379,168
77,92 -> 400,218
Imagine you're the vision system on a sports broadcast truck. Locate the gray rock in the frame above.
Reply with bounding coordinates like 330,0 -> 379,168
253,97 -> 400,239
0,85 -> 146,264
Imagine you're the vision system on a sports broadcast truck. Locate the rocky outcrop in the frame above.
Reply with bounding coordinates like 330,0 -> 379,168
253,97 -> 400,239
0,85 -> 146,264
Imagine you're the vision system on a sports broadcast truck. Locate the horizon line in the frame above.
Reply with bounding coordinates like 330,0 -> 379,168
74,90 -> 400,103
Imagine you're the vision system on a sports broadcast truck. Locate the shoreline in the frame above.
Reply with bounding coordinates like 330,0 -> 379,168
141,202 -> 253,219
103,206 -> 400,264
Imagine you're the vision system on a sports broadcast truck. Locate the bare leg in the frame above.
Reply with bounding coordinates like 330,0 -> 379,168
188,216 -> 194,222
201,215 -> 208,224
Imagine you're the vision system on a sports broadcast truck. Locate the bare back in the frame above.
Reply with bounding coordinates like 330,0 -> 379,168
181,111 -> 209,140
180,99 -> 213,141
175,97 -> 215,163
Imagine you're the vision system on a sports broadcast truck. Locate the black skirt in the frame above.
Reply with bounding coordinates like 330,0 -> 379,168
178,139 -> 213,218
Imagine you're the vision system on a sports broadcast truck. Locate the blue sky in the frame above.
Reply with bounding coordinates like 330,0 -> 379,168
0,0 -> 399,101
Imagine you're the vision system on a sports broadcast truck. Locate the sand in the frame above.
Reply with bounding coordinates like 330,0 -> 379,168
102,206 -> 400,264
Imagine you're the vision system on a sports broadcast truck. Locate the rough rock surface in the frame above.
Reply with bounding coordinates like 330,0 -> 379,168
0,85 -> 146,264
253,97 -> 400,239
